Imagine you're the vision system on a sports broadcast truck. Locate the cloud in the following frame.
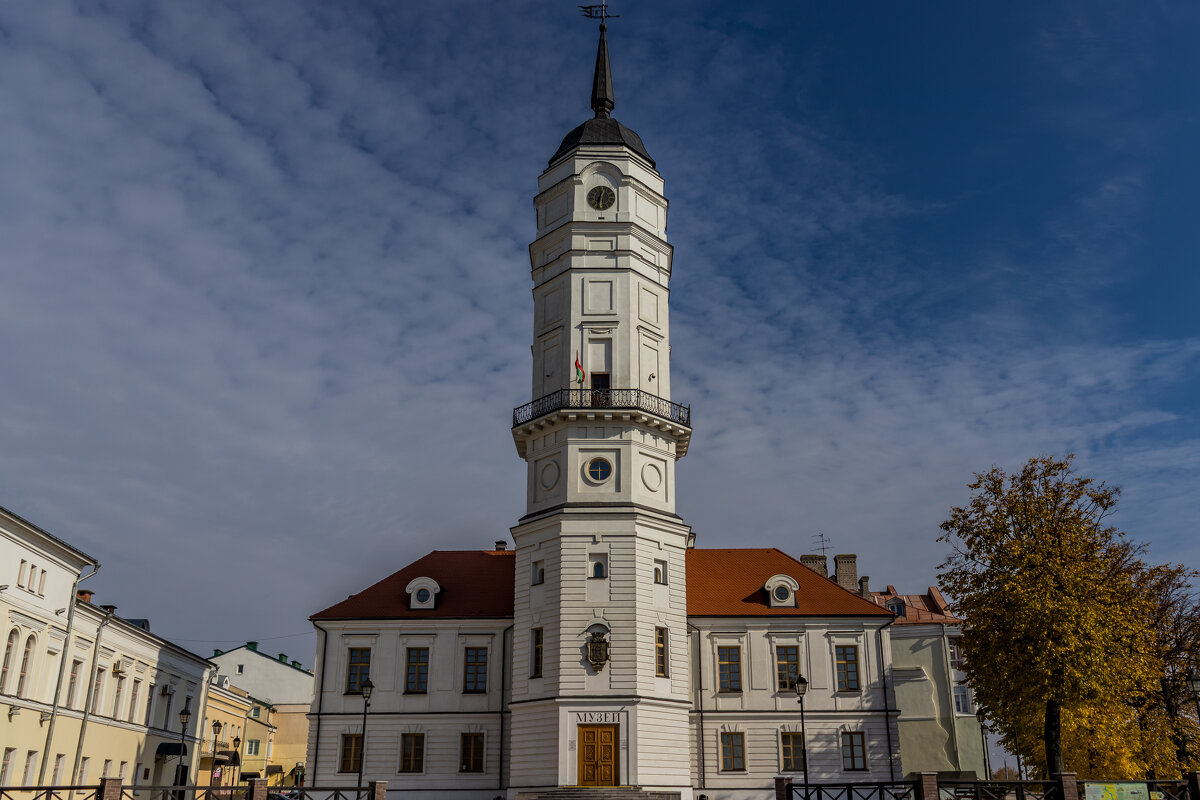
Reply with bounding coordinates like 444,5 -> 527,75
0,0 -> 1195,660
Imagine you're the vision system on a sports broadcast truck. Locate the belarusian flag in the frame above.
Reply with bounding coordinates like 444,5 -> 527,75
575,352 -> 585,386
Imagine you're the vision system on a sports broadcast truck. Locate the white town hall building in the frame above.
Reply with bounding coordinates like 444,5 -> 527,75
306,22 -> 900,800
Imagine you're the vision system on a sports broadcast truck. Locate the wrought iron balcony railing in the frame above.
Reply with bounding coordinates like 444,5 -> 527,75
513,388 -> 691,428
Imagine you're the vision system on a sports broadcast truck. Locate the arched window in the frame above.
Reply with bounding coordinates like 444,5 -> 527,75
0,629 -> 17,692
16,635 -> 35,697
592,561 -> 606,579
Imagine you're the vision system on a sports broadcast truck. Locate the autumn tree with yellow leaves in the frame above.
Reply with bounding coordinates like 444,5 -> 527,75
938,455 -> 1199,779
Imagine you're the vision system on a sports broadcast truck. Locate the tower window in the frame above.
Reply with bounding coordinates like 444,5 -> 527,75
655,628 -> 668,677
653,560 -> 667,585
589,554 -> 608,579
586,458 -> 612,482
532,561 -> 545,585
531,628 -> 543,678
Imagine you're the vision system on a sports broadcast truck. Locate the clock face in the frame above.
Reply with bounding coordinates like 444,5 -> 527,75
587,185 -> 616,210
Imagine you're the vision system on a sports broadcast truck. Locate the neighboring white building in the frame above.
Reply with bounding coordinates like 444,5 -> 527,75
210,642 -> 313,706
305,24 -> 900,800
0,504 -> 214,788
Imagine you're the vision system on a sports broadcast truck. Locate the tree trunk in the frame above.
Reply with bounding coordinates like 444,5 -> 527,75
1045,698 -> 1065,775
1161,676 -> 1188,768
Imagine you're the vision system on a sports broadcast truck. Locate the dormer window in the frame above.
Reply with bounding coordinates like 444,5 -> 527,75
405,577 -> 441,610
887,599 -> 907,618
765,574 -> 800,608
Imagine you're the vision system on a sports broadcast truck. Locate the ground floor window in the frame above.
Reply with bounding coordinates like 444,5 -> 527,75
720,732 -> 745,772
460,732 -> 485,773
781,731 -> 806,771
841,731 -> 867,771
399,733 -> 425,773
338,734 -> 362,773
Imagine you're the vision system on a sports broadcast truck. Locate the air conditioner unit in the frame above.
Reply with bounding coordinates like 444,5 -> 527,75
161,684 -> 175,696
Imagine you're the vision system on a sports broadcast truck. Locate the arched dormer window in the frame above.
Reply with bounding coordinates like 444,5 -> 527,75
764,574 -> 800,608
405,577 -> 441,611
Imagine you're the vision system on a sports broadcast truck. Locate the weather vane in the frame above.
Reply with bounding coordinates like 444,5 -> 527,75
579,2 -> 618,25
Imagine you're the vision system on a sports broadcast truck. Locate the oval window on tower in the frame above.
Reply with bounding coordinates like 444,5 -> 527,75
587,458 -> 612,482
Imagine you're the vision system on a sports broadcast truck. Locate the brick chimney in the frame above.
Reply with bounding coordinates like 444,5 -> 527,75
800,554 -> 827,577
858,575 -> 870,599
77,589 -> 95,603
833,554 -> 858,592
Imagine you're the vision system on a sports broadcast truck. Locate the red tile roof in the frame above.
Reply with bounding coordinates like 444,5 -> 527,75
687,548 -> 893,617
870,585 -> 961,625
312,550 -> 515,620
312,547 -> 894,621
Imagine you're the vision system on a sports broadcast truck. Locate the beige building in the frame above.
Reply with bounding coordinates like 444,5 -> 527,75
0,504 -> 214,788
871,585 -> 986,778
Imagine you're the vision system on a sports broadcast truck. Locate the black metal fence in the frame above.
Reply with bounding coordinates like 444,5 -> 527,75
791,781 -> 920,800
512,388 -> 691,427
936,782 -> 1059,800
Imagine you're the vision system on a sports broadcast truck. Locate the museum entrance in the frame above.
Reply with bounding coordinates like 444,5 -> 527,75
577,724 -> 618,786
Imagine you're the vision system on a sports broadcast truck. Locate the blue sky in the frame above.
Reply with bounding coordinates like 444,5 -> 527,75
1,0 -> 1197,661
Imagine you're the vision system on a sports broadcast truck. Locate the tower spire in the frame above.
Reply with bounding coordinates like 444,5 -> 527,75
590,23 -> 615,118
581,4 -> 618,118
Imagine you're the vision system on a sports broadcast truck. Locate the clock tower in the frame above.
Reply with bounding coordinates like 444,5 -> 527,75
507,21 -> 695,797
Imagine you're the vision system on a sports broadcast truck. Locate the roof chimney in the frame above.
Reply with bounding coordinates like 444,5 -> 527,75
278,653 -> 288,662
833,554 -> 858,592
858,575 -> 870,599
99,604 -> 117,614
246,641 -> 258,652
800,554 -> 827,577
494,540 -> 507,551
77,589 -> 95,603
291,660 -> 302,668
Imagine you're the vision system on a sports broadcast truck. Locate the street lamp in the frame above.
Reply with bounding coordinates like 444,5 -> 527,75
356,678 -> 374,793
232,737 -> 241,785
211,720 -> 224,785
794,673 -> 810,799
976,709 -> 991,780
178,700 -> 192,787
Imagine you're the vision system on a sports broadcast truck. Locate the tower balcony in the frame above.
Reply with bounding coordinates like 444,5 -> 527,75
513,388 -> 690,428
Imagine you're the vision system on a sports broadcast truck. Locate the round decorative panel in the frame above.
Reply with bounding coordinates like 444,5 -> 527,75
539,461 -> 560,491
641,463 -> 663,491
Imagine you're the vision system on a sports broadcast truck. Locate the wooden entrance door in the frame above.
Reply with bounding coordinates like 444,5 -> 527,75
577,724 -> 619,786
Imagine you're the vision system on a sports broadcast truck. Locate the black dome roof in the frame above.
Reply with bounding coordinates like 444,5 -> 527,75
549,117 -> 654,167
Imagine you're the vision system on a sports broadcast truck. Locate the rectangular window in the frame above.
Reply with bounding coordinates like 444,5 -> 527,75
0,748 -> 12,787
90,668 -> 105,714
161,691 -> 173,730
531,628 -> 543,678
38,570 -> 47,596
781,732 -> 806,772
531,560 -> 545,585
346,648 -> 371,694
717,646 -> 742,692
338,734 -> 362,773
655,628 -> 668,677
101,759 -> 111,778
144,686 -> 155,726
776,646 -> 799,690
52,754 -> 65,784
251,705 -> 260,718
79,757 -> 90,783
129,679 -> 141,722
405,648 -> 429,693
119,762 -> 127,780
463,647 -> 488,693
246,740 -> 261,756
835,645 -> 860,691
949,637 -> 965,671
459,732 -> 485,773
112,675 -> 126,718
653,559 -> 668,584
24,752 -> 38,784
720,732 -> 745,772
399,733 -> 425,773
841,732 -> 867,771
953,685 -> 973,714
67,660 -> 83,709
17,560 -> 26,588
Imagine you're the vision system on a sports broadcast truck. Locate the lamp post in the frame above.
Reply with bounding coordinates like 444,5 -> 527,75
232,737 -> 241,785
794,673 -> 810,799
211,720 -> 224,786
178,700 -> 192,789
356,678 -> 374,794
976,709 -> 991,780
